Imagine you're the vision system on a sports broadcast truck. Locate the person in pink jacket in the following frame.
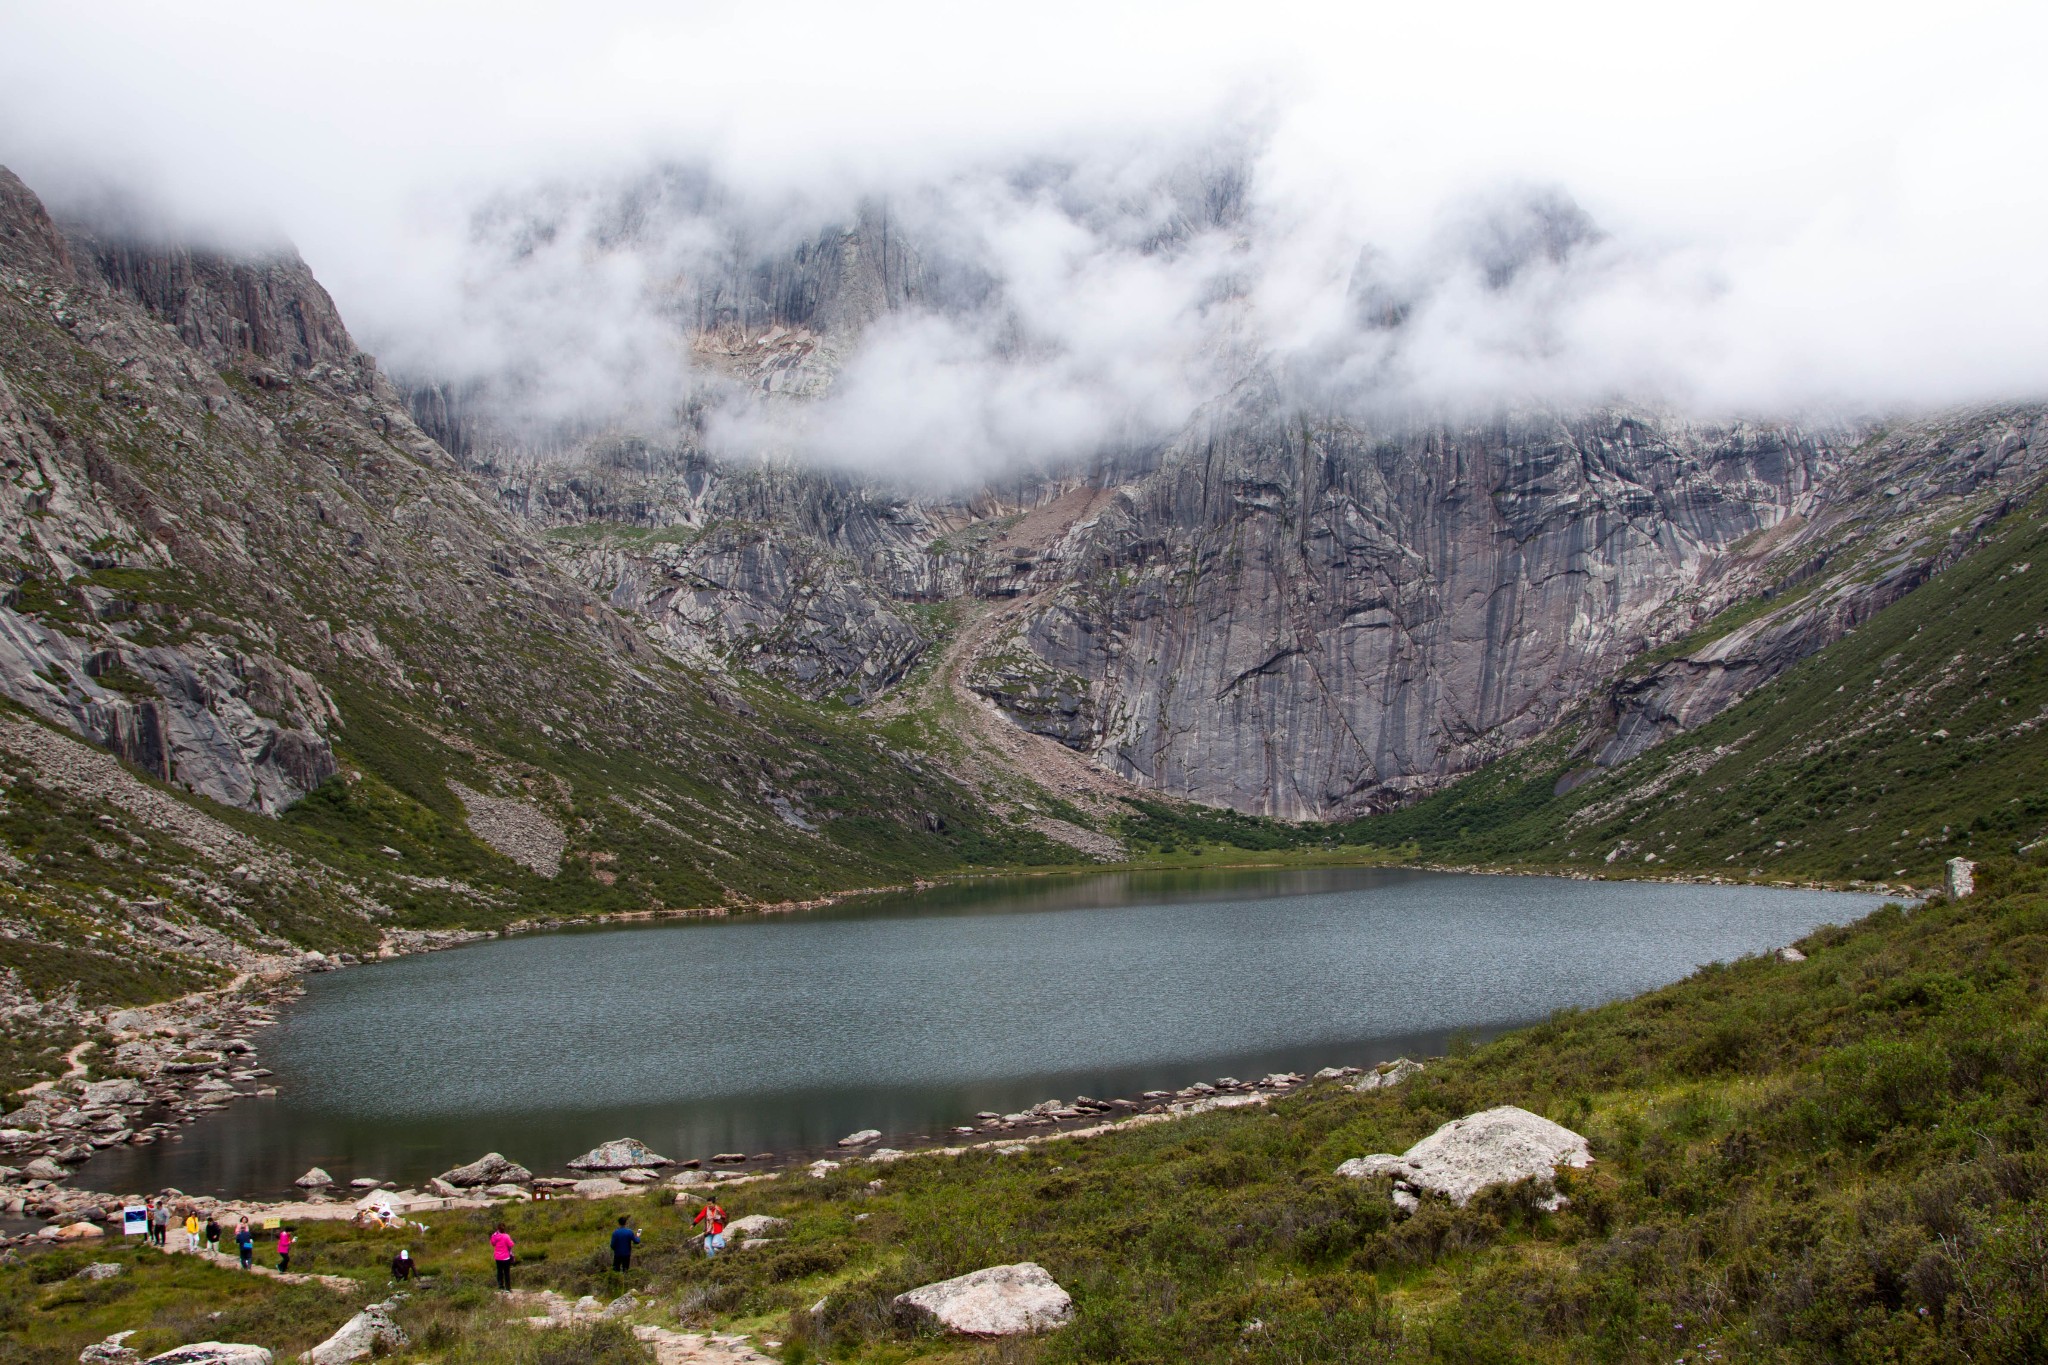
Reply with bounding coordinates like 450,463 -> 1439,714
490,1223 -> 515,1291
276,1226 -> 293,1273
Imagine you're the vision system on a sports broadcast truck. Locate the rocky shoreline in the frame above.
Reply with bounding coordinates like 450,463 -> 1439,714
0,1041 -> 1428,1248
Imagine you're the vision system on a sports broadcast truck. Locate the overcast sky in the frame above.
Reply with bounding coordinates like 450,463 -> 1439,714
3,0 -> 2044,473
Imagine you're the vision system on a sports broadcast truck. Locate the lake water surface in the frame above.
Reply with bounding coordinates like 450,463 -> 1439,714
76,867 -> 1884,1199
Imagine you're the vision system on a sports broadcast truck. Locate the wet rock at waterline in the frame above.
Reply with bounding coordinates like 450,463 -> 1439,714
837,1128 -> 882,1147
895,1262 -> 1075,1337
293,1167 -> 333,1189
566,1138 -> 671,1170
437,1152 -> 532,1187
1339,1105 -> 1591,1208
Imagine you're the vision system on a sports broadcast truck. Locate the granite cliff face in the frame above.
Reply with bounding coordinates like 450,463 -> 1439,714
967,393 -> 1836,816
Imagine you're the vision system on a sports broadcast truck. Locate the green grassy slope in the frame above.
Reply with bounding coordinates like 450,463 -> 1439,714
8,869 -> 2044,1364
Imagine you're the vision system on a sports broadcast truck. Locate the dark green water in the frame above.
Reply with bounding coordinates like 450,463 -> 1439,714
75,867 -> 1882,1199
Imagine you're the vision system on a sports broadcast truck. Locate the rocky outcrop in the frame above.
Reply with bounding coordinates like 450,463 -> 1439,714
299,1300 -> 407,1365
1588,407 -> 2046,769
895,1262 -> 1075,1337
567,1137 -> 671,1170
438,1152 -> 532,1187
1338,1105 -> 1591,1207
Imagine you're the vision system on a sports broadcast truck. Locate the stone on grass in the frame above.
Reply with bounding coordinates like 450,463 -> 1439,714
75,1261 -> 124,1280
483,1183 -> 530,1200
571,1178 -> 628,1198
437,1152 -> 531,1187
566,1138 -> 671,1170
724,1214 -> 787,1238
837,1129 -> 881,1147
293,1167 -> 333,1189
299,1301 -> 407,1365
1337,1105 -> 1591,1208
1777,946 -> 1807,963
1352,1058 -> 1423,1092
141,1345 -> 274,1365
895,1263 -> 1074,1337
79,1332 -> 138,1365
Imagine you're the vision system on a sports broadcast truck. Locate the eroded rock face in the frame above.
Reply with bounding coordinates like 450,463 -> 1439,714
1337,1105 -> 1591,1206
895,1262 -> 1075,1337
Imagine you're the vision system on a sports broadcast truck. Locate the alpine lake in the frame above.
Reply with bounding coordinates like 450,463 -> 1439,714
76,866 -> 1889,1199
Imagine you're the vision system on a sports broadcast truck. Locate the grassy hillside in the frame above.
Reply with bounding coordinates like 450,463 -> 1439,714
8,865 -> 2044,1364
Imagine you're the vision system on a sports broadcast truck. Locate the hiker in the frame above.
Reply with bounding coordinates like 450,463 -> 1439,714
490,1223 -> 515,1291
692,1198 -> 727,1257
184,1212 -> 200,1251
610,1215 -> 641,1274
390,1247 -> 416,1282
204,1215 -> 221,1254
150,1202 -> 168,1246
276,1225 -> 294,1273
235,1219 -> 254,1270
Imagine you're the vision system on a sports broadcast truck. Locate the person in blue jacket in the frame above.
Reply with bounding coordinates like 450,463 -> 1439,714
610,1216 -> 641,1274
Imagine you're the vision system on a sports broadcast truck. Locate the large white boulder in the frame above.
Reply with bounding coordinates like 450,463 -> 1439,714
293,1167 -> 333,1189
1337,1105 -> 1591,1206
566,1138 -> 671,1170
142,1345 -> 274,1365
299,1301 -> 407,1364
895,1263 -> 1074,1336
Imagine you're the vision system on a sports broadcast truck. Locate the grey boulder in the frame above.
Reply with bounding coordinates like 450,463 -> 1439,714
299,1301 -> 407,1364
1337,1105 -> 1591,1207
895,1263 -> 1074,1336
837,1129 -> 882,1147
1352,1058 -> 1424,1092
79,1332 -> 138,1365
437,1152 -> 532,1187
293,1167 -> 333,1189
142,1346 -> 274,1365
723,1214 -> 788,1239
566,1138 -> 671,1170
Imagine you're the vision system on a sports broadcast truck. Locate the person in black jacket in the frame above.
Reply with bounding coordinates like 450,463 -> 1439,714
390,1247 -> 417,1282
610,1216 -> 641,1274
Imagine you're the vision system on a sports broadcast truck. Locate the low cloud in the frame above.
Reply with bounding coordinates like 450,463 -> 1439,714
3,1 -> 2044,482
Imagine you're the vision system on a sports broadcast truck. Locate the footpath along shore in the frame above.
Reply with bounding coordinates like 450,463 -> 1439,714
0,1061 -> 1432,1249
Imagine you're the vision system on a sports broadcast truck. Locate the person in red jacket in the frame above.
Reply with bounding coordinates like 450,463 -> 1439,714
692,1199 -> 727,1256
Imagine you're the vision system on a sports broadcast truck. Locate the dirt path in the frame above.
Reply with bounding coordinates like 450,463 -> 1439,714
874,484 -> 1140,858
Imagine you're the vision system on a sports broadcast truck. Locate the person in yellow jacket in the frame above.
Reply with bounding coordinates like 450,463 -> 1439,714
184,1213 -> 200,1251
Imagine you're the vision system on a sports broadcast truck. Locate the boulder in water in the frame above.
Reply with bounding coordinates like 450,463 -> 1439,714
895,1263 -> 1074,1336
437,1152 -> 531,1187
293,1167 -> 333,1189
837,1129 -> 881,1147
565,1138 -> 671,1170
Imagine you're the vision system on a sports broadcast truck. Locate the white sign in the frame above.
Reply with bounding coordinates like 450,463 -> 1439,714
122,1205 -> 147,1237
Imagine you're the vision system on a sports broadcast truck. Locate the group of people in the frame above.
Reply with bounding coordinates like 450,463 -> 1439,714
482,1198 -> 731,1293
138,1200 -> 282,1272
